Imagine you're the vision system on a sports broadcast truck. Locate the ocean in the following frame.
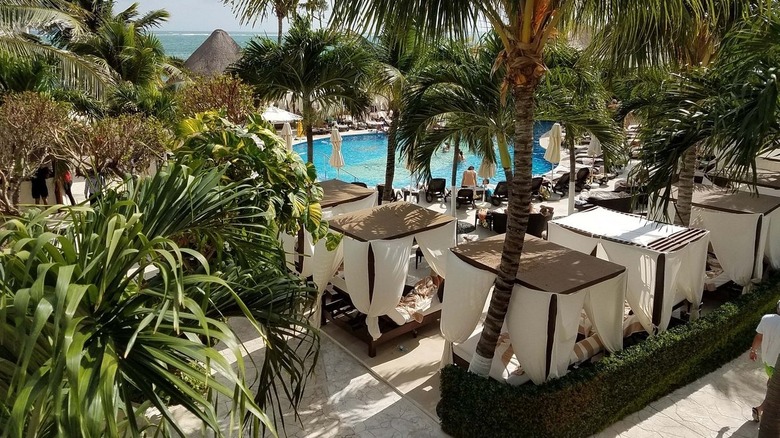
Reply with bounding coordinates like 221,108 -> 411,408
155,31 -> 277,60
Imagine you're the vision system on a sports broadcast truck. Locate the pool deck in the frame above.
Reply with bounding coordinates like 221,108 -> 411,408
166,142 -> 768,437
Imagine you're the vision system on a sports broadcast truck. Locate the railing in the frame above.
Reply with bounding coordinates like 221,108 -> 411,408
318,153 -> 361,182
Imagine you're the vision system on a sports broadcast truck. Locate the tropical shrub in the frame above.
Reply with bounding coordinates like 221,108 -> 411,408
439,273 -> 780,438
0,164 -> 289,437
0,92 -> 71,214
176,75 -> 257,124
174,111 -> 328,240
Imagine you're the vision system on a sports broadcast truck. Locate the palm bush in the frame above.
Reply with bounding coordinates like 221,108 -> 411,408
0,127 -> 323,435
0,164 -> 273,436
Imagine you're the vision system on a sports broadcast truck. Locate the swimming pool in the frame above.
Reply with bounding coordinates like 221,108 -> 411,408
293,121 -> 554,187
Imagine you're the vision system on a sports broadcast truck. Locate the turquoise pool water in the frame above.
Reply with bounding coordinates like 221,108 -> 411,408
293,121 -> 554,187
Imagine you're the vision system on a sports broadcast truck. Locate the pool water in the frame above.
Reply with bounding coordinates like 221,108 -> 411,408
293,121 -> 554,188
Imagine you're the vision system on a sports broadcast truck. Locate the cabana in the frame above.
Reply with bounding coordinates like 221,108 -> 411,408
316,202 -> 456,356
548,207 -> 709,335
281,179 -> 377,278
441,234 -> 627,385
679,186 -> 780,286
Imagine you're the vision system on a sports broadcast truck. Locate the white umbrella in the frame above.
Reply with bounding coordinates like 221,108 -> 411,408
329,127 -> 344,177
543,123 -> 562,165
262,106 -> 303,124
587,133 -> 602,157
281,122 -> 294,151
478,157 -> 496,180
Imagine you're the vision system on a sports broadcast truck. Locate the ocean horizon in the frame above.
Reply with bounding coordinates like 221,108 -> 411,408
155,30 -> 277,59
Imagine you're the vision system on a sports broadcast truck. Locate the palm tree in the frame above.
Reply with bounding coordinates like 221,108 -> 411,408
0,1 -> 111,96
536,40 -> 621,214
370,29 -> 424,202
230,17 -> 372,164
398,35 -> 515,184
226,0 -> 299,43
639,13 -> 780,221
331,0 -> 728,376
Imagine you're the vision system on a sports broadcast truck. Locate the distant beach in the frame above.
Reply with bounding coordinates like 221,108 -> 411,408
155,31 -> 277,59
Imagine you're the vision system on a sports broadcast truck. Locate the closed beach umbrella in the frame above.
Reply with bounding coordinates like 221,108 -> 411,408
543,123 -> 562,165
297,120 -> 304,137
478,157 -> 496,180
588,133 -> 603,157
329,127 -> 344,177
281,122 -> 294,150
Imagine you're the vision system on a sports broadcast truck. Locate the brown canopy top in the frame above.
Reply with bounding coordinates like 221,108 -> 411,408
450,234 -> 625,294
327,202 -> 455,242
319,179 -> 376,209
689,185 -> 780,215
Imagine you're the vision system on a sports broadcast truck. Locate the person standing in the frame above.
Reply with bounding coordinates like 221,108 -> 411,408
31,166 -> 50,205
84,170 -> 104,206
461,165 -> 477,187
750,300 -> 780,422
57,163 -> 77,205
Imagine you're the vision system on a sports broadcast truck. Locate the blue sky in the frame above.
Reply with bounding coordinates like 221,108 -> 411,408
114,0 -> 282,32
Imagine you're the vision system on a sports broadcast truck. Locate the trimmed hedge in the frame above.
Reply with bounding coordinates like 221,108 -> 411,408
439,273 -> 780,438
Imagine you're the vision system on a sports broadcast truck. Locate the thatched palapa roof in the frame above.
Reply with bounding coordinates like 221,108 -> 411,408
184,29 -> 242,76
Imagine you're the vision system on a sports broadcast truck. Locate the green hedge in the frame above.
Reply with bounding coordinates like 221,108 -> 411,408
439,273 -> 780,438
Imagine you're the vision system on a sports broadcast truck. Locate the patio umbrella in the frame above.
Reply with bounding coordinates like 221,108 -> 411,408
543,123 -> 563,182
587,133 -> 602,157
262,106 -> 303,124
478,157 -> 496,181
296,120 -> 304,137
329,127 -> 344,177
281,122 -> 294,151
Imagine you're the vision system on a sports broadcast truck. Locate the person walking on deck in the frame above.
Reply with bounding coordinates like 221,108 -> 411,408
750,299 -> 780,422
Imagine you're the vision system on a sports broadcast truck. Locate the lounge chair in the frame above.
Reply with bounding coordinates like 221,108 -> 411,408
425,178 -> 450,203
527,213 -> 548,238
490,181 -> 509,206
552,172 -> 570,196
531,177 -> 552,200
575,167 -> 592,191
492,212 -> 507,234
455,188 -> 475,209
351,181 -> 368,188
552,168 -> 592,196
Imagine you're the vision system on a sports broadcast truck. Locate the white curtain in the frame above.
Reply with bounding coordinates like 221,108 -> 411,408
600,241 -> 681,334
506,285 -> 586,384
342,236 -> 414,340
691,209 -> 764,286
322,192 -> 378,219
414,221 -> 457,278
584,273 -> 627,352
311,239 -> 344,294
547,223 -> 599,255
278,230 -> 316,277
439,252 -> 497,366
669,235 -> 709,319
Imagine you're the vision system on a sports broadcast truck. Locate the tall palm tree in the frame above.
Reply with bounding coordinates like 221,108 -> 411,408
398,35 -> 515,184
332,0 -> 728,376
230,17 -> 372,164
226,0 -> 299,43
370,29 -> 424,202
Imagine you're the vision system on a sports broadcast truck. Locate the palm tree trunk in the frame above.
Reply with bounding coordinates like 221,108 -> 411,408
759,353 -> 780,438
277,13 -> 284,44
568,137 -> 576,215
303,102 -> 314,163
451,132 -> 461,214
383,106 -> 399,202
675,146 -> 697,226
470,82 -> 534,376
